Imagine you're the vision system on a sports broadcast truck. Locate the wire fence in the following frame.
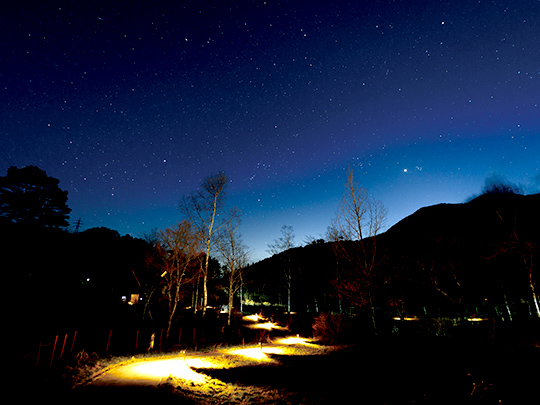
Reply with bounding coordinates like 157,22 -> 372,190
30,327 -> 160,368
25,319 -> 261,368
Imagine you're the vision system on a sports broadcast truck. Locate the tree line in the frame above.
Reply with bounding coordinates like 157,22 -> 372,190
244,171 -> 540,339
2,165 -> 538,345
1,167 -> 248,341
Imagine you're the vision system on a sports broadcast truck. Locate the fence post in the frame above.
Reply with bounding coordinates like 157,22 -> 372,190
106,330 -> 112,352
60,334 -> 68,359
70,331 -> 77,353
50,335 -> 58,366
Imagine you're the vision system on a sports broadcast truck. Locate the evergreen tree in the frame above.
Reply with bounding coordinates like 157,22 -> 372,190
0,165 -> 71,228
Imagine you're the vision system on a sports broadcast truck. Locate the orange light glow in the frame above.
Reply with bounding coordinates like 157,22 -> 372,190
242,314 -> 262,322
242,314 -> 287,331
275,336 -> 312,345
125,359 -> 202,383
226,346 -> 286,360
246,321 -> 286,330
117,356 -> 221,384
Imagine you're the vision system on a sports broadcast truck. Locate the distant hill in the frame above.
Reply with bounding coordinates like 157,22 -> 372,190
382,192 -> 540,249
245,193 -> 540,318
378,192 -> 540,316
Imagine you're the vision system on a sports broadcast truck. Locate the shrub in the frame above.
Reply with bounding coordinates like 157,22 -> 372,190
312,313 -> 352,344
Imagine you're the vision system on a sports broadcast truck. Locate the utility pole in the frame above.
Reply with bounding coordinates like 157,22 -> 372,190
74,218 -> 82,233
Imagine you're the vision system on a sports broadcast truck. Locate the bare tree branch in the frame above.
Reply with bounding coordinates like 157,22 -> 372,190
268,225 -> 296,313
146,221 -> 202,339
217,213 -> 249,325
179,172 -> 239,315
330,167 -> 388,332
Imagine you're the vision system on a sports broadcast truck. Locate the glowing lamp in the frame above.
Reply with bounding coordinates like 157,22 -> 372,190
242,314 -> 262,322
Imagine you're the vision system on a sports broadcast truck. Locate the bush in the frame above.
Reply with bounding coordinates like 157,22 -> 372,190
312,313 -> 352,344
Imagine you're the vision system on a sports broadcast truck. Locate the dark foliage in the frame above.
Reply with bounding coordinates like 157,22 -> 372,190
382,192 -> 540,319
482,176 -> 522,195
4,223 -> 154,355
0,165 -> 71,228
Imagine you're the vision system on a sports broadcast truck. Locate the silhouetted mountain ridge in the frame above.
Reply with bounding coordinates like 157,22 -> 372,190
246,192 -> 539,315
381,192 -> 540,250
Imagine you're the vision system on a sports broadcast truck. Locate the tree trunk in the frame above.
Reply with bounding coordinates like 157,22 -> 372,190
529,272 -> 540,318
193,274 -> 200,314
503,293 -> 513,321
166,313 -> 174,340
287,278 -> 291,314
166,298 -> 178,340
370,296 -> 377,334
239,284 -> 243,313
228,290 -> 234,326
202,237 -> 212,317
202,272 -> 208,316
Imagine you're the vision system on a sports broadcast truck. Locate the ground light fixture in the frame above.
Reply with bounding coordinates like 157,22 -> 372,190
242,314 -> 262,322
275,336 -> 316,345
241,314 -> 287,331
392,316 -> 420,321
225,345 -> 287,360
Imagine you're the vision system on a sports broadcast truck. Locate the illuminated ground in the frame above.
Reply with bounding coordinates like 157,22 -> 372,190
73,315 -> 343,404
89,314 -> 325,389
90,339 -> 326,387
85,336 -> 339,404
41,314 -> 538,404
68,336 -> 540,405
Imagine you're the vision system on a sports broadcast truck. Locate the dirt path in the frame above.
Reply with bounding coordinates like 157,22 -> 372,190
88,316 -> 312,388
72,339 -> 334,405
89,351 -> 222,387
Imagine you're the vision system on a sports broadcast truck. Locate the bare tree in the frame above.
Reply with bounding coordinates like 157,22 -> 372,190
491,232 -> 540,319
268,225 -> 296,313
329,167 -> 388,332
217,213 -> 249,325
520,241 -> 540,318
418,261 -> 462,305
146,221 -> 202,339
179,172 -> 238,315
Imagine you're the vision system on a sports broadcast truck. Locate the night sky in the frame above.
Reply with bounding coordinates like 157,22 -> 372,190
2,1 -> 539,261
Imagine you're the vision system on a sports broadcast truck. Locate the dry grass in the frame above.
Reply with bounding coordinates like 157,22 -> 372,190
157,341 -> 340,404
59,337 -> 341,404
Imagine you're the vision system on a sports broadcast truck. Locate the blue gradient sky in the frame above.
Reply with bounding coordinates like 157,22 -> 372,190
2,1 -> 539,261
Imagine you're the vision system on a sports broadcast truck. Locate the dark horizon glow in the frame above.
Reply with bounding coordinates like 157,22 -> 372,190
2,1 -> 539,261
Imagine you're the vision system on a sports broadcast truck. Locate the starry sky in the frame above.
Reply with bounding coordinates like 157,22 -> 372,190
2,0 -> 539,262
